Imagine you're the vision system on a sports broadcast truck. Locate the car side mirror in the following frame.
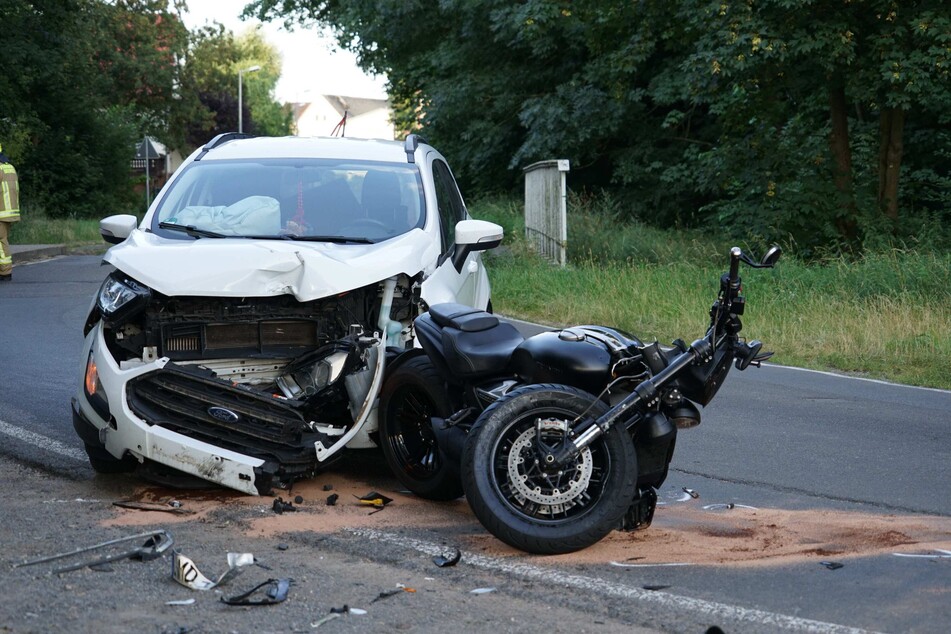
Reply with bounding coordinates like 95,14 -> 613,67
760,245 -> 782,268
451,219 -> 503,272
100,214 -> 138,245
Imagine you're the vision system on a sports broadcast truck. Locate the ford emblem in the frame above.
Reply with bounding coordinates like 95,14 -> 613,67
207,406 -> 240,424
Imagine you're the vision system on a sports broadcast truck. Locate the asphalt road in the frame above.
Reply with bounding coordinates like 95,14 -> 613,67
0,254 -> 949,634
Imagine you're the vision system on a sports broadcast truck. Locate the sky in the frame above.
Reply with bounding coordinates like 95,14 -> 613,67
180,0 -> 388,104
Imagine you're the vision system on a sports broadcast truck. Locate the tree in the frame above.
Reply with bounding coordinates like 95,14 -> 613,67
176,23 -> 291,150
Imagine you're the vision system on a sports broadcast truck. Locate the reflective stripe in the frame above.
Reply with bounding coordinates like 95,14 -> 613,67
0,163 -> 19,220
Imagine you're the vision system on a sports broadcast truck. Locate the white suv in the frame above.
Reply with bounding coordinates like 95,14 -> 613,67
72,133 -> 502,494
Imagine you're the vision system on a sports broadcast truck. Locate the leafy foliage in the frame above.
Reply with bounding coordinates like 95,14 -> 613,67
249,0 -> 951,253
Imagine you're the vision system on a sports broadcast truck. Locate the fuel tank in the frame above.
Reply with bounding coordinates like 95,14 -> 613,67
510,326 -> 641,396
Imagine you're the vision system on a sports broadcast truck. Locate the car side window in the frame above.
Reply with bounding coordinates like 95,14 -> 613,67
431,159 -> 467,254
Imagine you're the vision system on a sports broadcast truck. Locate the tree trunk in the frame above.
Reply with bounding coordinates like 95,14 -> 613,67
877,108 -> 905,225
828,82 -> 857,243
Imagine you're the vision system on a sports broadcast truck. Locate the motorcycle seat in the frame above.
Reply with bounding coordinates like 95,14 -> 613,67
429,302 -> 499,332
417,304 -> 525,378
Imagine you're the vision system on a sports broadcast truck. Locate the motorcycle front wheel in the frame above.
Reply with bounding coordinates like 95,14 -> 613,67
462,384 -> 637,554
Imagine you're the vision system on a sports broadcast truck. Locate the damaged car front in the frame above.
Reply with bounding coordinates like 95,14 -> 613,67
72,134 -> 501,495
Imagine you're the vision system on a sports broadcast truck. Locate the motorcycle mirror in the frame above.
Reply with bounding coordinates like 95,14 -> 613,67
760,245 -> 782,268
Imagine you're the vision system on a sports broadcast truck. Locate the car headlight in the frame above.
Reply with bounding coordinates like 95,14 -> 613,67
97,274 -> 151,325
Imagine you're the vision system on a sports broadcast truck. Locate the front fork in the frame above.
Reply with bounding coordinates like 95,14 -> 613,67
542,337 -> 713,469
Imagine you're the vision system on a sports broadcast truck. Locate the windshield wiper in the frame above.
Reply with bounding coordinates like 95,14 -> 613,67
250,234 -> 375,244
158,221 -> 227,239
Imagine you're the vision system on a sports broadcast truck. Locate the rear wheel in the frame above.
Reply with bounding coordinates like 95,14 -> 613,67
379,356 -> 463,500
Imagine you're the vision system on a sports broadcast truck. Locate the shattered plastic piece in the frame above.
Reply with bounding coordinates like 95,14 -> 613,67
371,588 -> 404,603
470,587 -> 496,594
682,487 -> 700,499
172,551 -> 256,591
349,608 -> 367,615
221,578 -> 291,606
323,484 -> 334,491
642,585 -> 671,591
13,529 -> 174,574
356,491 -> 394,508
433,549 -> 462,568
113,500 -> 194,515
277,544 -> 289,551
310,613 -> 341,628
165,598 -> 196,606
330,605 -> 350,614
326,493 -> 339,506
820,561 -> 844,570
272,497 -> 297,514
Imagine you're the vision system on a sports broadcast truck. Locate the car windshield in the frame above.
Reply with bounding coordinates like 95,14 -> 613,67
151,158 -> 424,242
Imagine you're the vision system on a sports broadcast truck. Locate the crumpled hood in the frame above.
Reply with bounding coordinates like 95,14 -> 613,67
105,229 -> 438,301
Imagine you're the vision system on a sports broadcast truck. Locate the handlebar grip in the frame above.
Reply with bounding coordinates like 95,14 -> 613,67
728,246 -> 742,285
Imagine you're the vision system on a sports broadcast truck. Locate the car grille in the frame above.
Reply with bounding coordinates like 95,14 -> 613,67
160,320 -> 320,357
128,365 -> 307,449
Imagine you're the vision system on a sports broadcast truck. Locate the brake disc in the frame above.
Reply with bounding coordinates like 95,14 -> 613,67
507,417 -> 593,507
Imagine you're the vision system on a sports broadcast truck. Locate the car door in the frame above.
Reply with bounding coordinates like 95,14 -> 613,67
419,155 -> 491,310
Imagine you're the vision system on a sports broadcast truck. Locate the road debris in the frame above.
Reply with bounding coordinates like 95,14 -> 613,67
172,551 -> 255,591
221,578 -> 291,606
113,500 -> 195,515
433,549 -> 462,568
820,561 -> 844,570
165,599 -> 196,606
642,585 -> 671,591
470,587 -> 496,594
272,497 -> 298,514
356,491 -> 393,508
892,549 -> 951,559
323,484 -> 334,491
682,487 -> 700,499
294,495 -> 304,504
326,493 -> 339,506
13,529 -> 173,574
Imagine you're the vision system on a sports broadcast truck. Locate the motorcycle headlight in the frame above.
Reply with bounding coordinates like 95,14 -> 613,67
97,274 -> 151,326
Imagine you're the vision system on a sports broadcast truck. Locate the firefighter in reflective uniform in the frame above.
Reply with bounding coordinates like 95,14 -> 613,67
0,143 -> 20,281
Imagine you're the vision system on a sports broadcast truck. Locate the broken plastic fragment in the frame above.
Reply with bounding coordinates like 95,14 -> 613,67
371,588 -> 404,603
277,544 -> 289,551
433,549 -> 462,568
682,487 -> 699,499
221,578 -> 291,606
113,500 -> 194,515
272,497 -> 297,514
13,529 -> 174,574
165,598 -> 196,606
356,491 -> 394,508
820,561 -> 844,570
172,551 -> 256,591
326,493 -> 339,506
470,587 -> 496,594
642,585 -> 671,591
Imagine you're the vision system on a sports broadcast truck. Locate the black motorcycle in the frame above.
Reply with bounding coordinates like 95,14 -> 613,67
379,246 -> 780,553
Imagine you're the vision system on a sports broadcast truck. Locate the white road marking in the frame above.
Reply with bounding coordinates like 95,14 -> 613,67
761,363 -> 951,394
0,419 -> 86,462
350,527 -> 877,634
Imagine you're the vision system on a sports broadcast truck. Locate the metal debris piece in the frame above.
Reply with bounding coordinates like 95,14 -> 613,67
642,585 -> 671,591
113,500 -> 195,515
470,587 -> 496,594
165,598 -> 196,606
172,551 -> 256,591
433,549 -> 462,568
682,487 -> 700,499
892,549 -> 951,559
610,561 -> 693,568
326,493 -> 339,506
272,497 -> 297,514
820,561 -> 844,570
13,529 -> 173,574
221,578 -> 291,606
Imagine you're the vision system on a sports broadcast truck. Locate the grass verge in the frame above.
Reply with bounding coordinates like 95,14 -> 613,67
474,196 -> 951,391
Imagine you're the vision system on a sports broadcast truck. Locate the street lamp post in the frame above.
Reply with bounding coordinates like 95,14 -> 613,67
238,65 -> 261,134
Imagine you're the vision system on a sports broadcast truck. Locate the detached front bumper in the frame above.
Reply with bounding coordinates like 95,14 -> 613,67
75,322 -> 266,495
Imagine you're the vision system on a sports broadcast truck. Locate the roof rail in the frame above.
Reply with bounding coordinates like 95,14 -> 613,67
404,134 -> 429,164
194,132 -> 254,161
